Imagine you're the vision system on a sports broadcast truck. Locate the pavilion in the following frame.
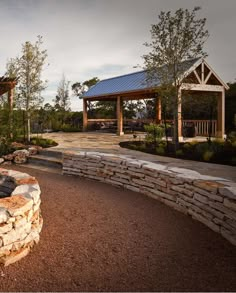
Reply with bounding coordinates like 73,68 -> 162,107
0,76 -> 17,136
82,58 -> 229,139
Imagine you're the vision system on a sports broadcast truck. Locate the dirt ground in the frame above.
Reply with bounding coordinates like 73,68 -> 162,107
0,166 -> 236,292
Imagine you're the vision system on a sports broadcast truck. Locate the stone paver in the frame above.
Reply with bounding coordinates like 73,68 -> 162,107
41,132 -> 236,182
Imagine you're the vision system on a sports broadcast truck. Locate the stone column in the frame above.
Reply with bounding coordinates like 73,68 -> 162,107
117,96 -> 124,136
83,99 -> 88,132
216,90 -> 225,139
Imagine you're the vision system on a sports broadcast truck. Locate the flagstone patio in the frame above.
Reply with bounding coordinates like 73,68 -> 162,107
41,132 -> 236,182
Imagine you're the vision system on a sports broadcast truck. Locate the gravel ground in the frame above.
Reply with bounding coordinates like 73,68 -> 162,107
0,166 -> 236,292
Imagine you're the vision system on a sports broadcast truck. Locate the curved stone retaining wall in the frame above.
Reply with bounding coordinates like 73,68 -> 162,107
0,168 -> 43,266
63,151 -> 236,246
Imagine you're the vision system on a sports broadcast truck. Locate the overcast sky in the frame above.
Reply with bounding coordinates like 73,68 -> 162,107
0,0 -> 235,111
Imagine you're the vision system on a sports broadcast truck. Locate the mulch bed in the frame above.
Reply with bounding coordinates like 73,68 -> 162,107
119,140 -> 236,166
0,166 -> 235,292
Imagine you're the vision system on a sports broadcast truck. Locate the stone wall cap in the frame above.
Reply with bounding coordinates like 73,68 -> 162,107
219,186 -> 236,200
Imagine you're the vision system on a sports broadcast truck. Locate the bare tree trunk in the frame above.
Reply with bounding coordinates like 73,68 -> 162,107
27,110 -> 31,143
8,87 -> 14,139
173,95 -> 179,151
163,104 -> 169,153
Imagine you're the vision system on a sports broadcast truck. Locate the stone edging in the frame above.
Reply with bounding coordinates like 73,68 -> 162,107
63,151 -> 236,246
0,168 -> 43,266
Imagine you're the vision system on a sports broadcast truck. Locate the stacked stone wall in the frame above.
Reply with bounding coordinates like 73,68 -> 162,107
63,151 -> 236,246
0,168 -> 43,266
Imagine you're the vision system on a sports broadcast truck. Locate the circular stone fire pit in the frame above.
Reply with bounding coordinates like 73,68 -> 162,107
0,168 -> 43,266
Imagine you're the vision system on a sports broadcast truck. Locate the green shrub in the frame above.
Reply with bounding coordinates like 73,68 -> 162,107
0,137 -> 13,156
189,140 -> 199,147
203,150 -> 214,161
176,149 -> 184,157
129,143 -> 138,150
227,131 -> 236,143
144,123 -> 165,145
183,142 -> 195,154
30,137 -> 58,148
156,146 -> 165,155
138,143 -> 146,151
60,125 -> 81,132
195,142 -> 210,154
159,141 -> 167,148
231,157 -> 236,166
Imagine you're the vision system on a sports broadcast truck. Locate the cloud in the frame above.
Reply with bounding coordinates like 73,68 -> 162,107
0,0 -> 236,111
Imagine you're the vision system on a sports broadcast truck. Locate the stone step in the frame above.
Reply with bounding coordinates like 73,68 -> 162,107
22,163 -> 62,174
27,154 -> 62,170
38,149 -> 62,159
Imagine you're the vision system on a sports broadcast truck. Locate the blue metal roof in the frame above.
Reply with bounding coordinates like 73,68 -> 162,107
83,70 -> 155,98
83,58 -> 200,98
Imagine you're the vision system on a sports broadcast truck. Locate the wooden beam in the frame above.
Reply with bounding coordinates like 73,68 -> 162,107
84,88 -> 156,101
116,96 -> 124,136
204,71 -> 212,84
216,90 -> 225,139
155,96 -> 161,123
201,62 -> 204,83
202,60 -> 229,90
83,99 -> 88,131
87,119 -> 117,122
181,83 -> 224,92
194,70 -> 202,84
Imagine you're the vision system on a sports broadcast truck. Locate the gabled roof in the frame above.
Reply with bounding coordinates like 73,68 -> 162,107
83,58 -> 200,98
83,70 -> 155,98
83,58 -> 228,99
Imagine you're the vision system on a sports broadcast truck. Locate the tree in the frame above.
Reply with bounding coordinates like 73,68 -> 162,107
54,74 -> 70,112
53,74 -> 71,126
6,36 -> 48,142
142,7 -> 209,148
72,77 -> 100,116
72,77 -> 99,97
225,81 -> 236,132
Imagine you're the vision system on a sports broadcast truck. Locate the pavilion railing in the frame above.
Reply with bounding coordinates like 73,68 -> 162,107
87,118 -> 217,137
160,119 -> 217,137
182,120 -> 217,137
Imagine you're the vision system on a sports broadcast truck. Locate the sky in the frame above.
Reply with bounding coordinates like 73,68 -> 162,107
0,0 -> 235,111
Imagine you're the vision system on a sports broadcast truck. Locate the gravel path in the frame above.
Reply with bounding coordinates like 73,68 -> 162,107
0,166 -> 236,292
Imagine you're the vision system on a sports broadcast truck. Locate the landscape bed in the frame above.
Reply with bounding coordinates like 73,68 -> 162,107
119,140 -> 236,166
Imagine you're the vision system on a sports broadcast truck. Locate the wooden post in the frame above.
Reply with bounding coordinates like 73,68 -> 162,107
83,98 -> 88,131
155,96 -> 161,124
201,61 -> 204,83
216,90 -> 225,139
178,88 -> 183,141
8,86 -> 14,138
117,96 -> 124,136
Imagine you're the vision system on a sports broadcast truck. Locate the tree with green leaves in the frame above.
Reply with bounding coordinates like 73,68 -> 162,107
6,35 -> 48,142
72,77 -> 99,97
225,81 -> 236,132
53,74 -> 71,126
72,77 -> 100,116
142,7 -> 209,148
54,74 -> 71,112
